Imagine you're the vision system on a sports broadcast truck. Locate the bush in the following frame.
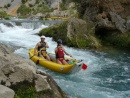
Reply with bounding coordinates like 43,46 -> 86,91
14,86 -> 36,98
101,32 -> 130,50
7,3 -> 11,7
21,0 -> 26,4
60,3 -> 67,10
0,11 -> 9,19
29,4 -> 33,7
17,4 -> 31,17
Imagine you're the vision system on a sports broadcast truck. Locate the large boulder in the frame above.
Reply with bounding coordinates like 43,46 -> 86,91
67,18 -> 101,48
0,43 -> 67,98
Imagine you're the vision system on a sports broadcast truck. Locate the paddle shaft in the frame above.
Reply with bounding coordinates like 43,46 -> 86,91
30,55 -> 35,59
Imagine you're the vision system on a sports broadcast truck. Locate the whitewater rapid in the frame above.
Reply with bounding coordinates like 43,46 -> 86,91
0,22 -> 130,98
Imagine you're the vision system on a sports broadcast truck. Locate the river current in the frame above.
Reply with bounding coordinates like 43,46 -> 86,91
0,21 -> 130,98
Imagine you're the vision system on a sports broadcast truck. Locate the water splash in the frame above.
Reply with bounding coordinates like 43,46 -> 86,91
0,22 -> 130,98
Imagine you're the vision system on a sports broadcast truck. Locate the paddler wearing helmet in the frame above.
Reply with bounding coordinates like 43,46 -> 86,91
34,36 -> 50,61
55,39 -> 72,65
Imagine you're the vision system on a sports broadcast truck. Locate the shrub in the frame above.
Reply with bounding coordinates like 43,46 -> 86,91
17,4 -> 31,17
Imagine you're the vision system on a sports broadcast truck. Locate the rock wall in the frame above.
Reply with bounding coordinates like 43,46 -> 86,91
75,0 -> 130,50
0,43 -> 67,98
78,0 -> 130,33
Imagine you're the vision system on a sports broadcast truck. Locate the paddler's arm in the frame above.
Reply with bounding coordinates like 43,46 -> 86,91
34,43 -> 39,55
45,42 -> 49,48
63,48 -> 72,57
55,48 -> 58,53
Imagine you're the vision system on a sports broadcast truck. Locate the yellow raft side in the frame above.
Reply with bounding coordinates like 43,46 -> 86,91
29,48 -> 75,74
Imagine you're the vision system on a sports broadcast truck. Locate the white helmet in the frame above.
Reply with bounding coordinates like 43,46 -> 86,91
40,36 -> 45,39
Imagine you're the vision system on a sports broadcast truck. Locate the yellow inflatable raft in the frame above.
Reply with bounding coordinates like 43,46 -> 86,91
29,48 -> 87,74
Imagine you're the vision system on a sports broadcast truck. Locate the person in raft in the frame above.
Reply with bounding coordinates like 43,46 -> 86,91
34,36 -> 50,61
55,39 -> 72,64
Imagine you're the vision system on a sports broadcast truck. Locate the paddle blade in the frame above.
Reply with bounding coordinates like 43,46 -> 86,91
82,63 -> 88,70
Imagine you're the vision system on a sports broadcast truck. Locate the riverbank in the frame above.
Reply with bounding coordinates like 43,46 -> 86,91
39,17 -> 130,51
0,43 -> 67,98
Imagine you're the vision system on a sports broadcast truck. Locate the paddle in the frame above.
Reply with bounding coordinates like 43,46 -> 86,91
82,63 -> 88,70
68,56 -> 88,70
30,55 -> 35,59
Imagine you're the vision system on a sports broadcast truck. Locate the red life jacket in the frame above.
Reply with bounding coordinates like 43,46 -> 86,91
56,47 -> 64,58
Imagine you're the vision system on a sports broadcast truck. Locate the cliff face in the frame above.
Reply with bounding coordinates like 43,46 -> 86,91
78,0 -> 130,30
76,0 -> 130,50
38,0 -> 130,50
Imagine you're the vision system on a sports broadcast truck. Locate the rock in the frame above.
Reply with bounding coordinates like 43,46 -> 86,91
96,11 -> 116,30
78,0 -> 130,33
0,85 -> 15,98
126,19 -> 130,30
109,12 -> 127,33
67,18 -> 101,48
35,74 -> 51,92
0,43 -> 67,98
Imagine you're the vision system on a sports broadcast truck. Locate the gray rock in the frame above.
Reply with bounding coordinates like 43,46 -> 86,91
0,43 -> 67,98
35,74 -> 51,92
126,19 -> 130,30
109,12 -> 127,33
0,85 -> 15,98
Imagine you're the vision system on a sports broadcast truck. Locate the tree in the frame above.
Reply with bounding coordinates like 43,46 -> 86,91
21,0 -> 26,4
17,4 -> 31,17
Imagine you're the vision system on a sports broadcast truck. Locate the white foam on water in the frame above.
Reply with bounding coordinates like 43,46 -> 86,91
0,22 -> 130,98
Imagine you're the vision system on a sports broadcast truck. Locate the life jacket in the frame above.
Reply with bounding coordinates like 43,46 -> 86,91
38,42 -> 47,57
56,47 -> 64,58
38,42 -> 46,51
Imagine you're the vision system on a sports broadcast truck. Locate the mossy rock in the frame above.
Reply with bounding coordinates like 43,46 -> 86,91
11,81 -> 59,98
39,18 -> 102,49
39,21 -> 68,44
100,31 -> 130,50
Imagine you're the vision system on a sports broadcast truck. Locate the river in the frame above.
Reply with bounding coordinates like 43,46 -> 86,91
0,20 -> 130,98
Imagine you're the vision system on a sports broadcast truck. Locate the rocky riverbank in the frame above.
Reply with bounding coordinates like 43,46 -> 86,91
39,0 -> 130,51
0,43 -> 67,98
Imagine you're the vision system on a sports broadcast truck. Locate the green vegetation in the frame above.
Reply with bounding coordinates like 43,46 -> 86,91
29,4 -> 33,7
12,81 -> 54,98
35,0 -> 40,4
101,32 -> 130,50
0,11 -> 9,19
60,3 -> 67,10
67,0 -> 80,3
14,86 -> 36,98
18,2 -> 53,16
17,4 -> 31,17
38,3 -> 52,13
39,20 -> 101,48
21,0 -> 27,4
39,21 -> 70,45
7,3 -> 11,8
12,81 -> 36,98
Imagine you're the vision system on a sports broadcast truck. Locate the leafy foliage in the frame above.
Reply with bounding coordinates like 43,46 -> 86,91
21,0 -> 27,4
60,3 -> 67,10
39,22 -> 68,45
14,86 -> 36,98
98,31 -> 130,50
0,11 -> 9,19
17,4 -> 31,17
